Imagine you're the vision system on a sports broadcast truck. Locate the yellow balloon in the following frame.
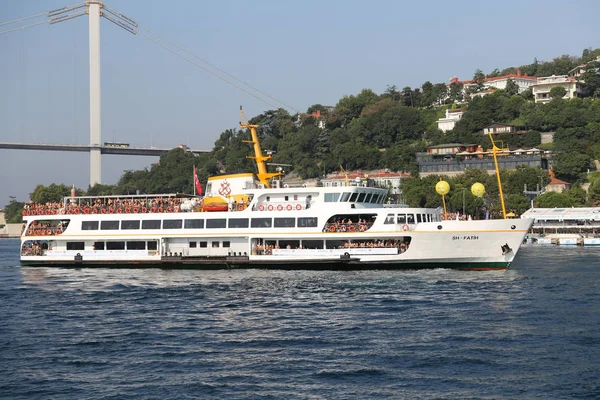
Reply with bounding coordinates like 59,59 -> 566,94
471,182 -> 485,197
436,180 -> 450,195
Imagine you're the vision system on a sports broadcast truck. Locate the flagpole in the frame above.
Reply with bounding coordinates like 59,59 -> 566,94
193,165 -> 196,196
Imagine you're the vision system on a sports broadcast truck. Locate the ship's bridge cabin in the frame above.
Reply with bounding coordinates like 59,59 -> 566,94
247,184 -> 388,212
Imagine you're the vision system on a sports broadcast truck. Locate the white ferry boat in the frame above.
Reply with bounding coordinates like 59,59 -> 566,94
19,119 -> 533,270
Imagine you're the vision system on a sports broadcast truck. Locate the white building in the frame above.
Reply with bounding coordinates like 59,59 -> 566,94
531,75 -> 584,104
436,109 -> 466,132
447,71 -> 537,101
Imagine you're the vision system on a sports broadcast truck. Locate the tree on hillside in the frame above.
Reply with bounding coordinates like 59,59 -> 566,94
550,86 -> 567,99
383,85 -> 401,102
3,197 -> 25,223
29,183 -> 77,203
472,69 -> 486,92
534,191 -> 576,208
448,81 -> 463,103
336,89 -> 379,123
578,60 -> 600,98
505,78 -> 519,96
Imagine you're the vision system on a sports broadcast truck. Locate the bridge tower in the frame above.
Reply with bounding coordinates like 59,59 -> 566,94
89,0 -> 102,186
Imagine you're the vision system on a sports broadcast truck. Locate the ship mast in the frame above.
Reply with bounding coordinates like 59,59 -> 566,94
489,132 -> 507,219
239,107 -> 282,188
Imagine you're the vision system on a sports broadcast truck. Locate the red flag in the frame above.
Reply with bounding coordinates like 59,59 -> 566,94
194,168 -> 203,196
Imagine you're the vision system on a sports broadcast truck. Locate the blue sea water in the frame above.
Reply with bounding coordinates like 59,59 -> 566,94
0,238 -> 599,399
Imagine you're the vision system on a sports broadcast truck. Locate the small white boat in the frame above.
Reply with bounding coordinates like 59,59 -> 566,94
557,237 -> 578,246
536,238 -> 553,245
583,237 -> 600,246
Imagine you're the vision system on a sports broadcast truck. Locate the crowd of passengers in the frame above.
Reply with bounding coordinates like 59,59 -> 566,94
24,220 -> 68,236
21,240 -> 48,256
323,217 -> 374,233
253,239 -> 409,255
23,196 -> 188,215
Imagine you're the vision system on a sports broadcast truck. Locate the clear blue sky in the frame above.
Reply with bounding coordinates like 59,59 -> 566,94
1,0 -> 599,205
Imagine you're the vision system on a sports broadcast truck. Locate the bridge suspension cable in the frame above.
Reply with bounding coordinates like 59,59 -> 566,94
138,23 -> 299,113
0,11 -> 47,27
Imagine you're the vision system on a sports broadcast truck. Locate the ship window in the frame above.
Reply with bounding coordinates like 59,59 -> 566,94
94,241 -> 104,250
82,221 -> 99,230
302,239 -> 323,249
148,241 -> 158,250
370,194 -> 379,204
384,213 -> 395,224
266,196 -> 270,202
223,241 -> 231,247
417,214 -> 422,223
349,193 -> 358,202
285,196 -> 289,201
199,241 -> 208,248
127,241 -> 145,250
357,192 -> 366,202
274,217 -> 295,228
340,192 -> 351,202
279,240 -> 300,249
101,220 -> 120,230
142,220 -> 161,229
184,219 -> 204,229
206,219 -> 226,229
251,218 -> 272,228
121,220 -> 140,230
106,241 -> 125,250
228,218 -> 249,228
298,217 -> 318,227
427,214 -> 432,222
407,214 -> 415,224
294,195 -> 298,201
326,240 -> 347,249
212,241 -> 220,247
364,193 -> 372,203
325,193 -> 341,202
189,242 -> 197,248
397,214 -> 406,224
163,219 -> 183,229
66,242 -> 85,250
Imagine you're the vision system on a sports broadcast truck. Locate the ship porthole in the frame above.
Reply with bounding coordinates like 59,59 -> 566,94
511,225 -> 516,230
437,225 -> 442,230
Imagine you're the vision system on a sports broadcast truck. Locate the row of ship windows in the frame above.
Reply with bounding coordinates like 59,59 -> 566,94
323,192 -> 385,203
81,217 -> 319,231
65,240 -> 229,250
384,213 -> 438,224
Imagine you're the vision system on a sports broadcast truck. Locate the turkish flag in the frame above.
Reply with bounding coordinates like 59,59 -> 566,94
194,168 -> 203,196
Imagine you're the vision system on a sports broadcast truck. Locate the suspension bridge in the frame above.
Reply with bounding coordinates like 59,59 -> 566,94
0,1 -> 296,187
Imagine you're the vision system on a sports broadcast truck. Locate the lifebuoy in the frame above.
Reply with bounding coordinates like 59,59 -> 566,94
329,225 -> 336,232
142,207 -> 148,213
402,224 -> 409,231
133,207 -> 139,213
268,204 -> 274,211
100,208 -> 106,214
296,204 -> 302,210
108,208 -> 114,214
31,210 -> 37,216
52,209 -> 57,215
237,204 -> 244,211
47,229 -> 52,235
92,208 -> 98,214
158,207 -> 163,213
60,209 -> 66,215
117,208 -> 123,214
340,225 -> 347,232
166,206 -> 172,212
150,207 -> 157,213
258,204 -> 265,211
22,210 -> 27,216
277,204 -> 283,211
286,204 -> 292,211
125,207 -> 131,213
348,225 -> 356,232
84,207 -> 90,214
359,225 -> 366,232
41,230 -> 46,236
56,229 -> 62,234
